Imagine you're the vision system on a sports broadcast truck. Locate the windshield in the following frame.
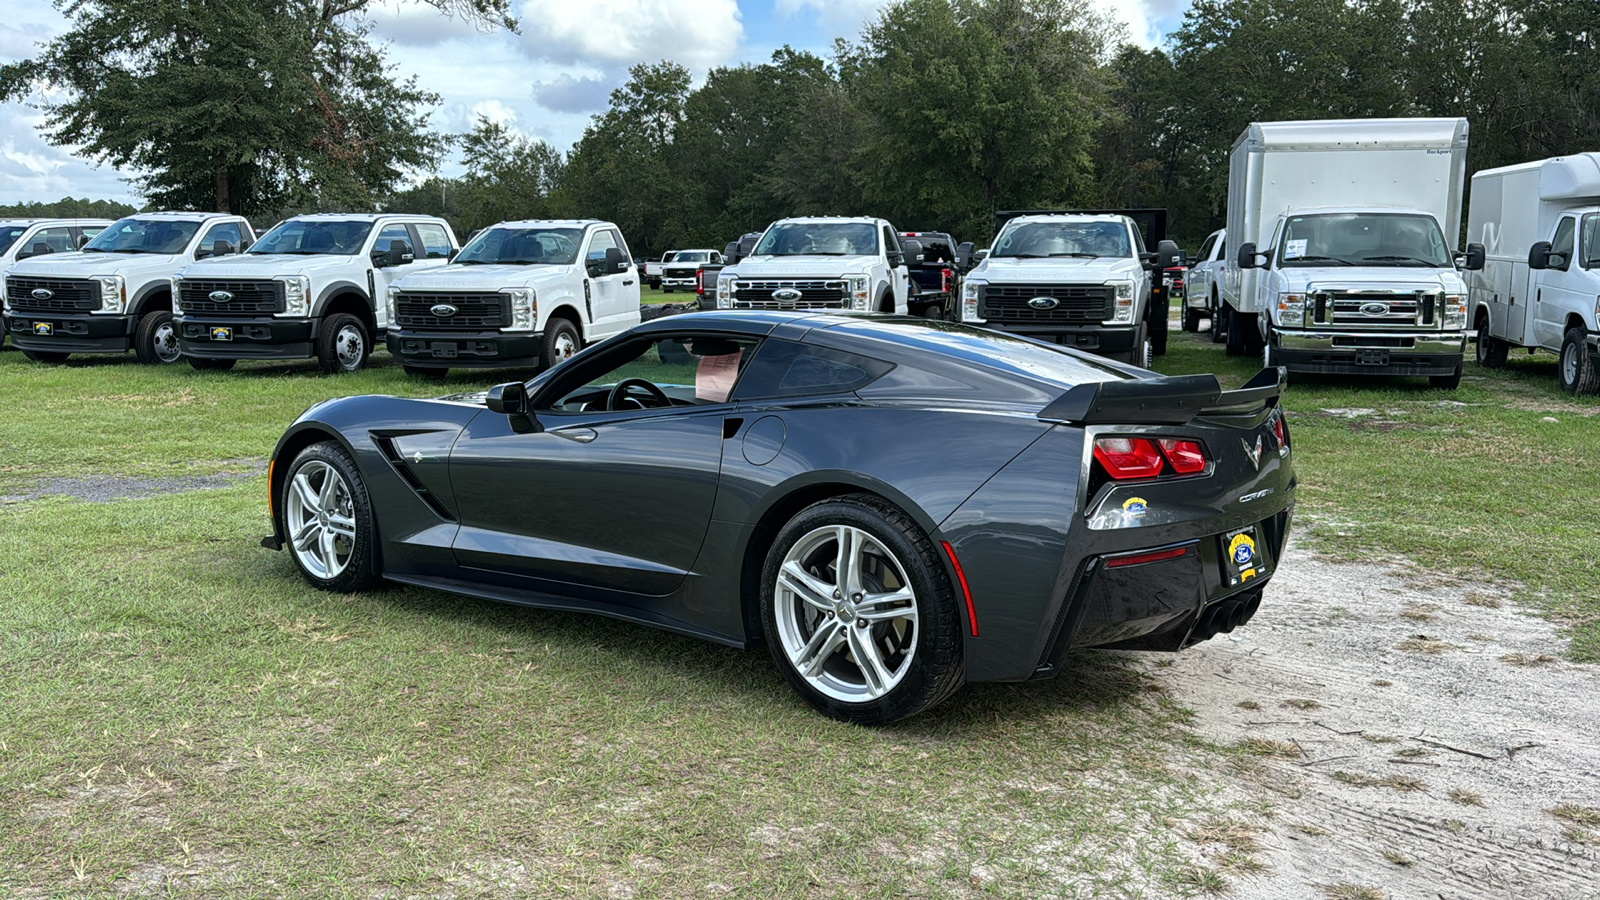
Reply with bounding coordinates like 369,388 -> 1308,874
0,226 -> 28,255
992,221 -> 1130,259
83,217 -> 199,254
455,226 -> 581,265
1277,213 -> 1452,267
673,251 -> 710,263
754,223 -> 878,257
250,220 -> 374,255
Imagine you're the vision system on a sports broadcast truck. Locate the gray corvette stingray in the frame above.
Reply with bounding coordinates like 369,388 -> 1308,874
264,311 -> 1295,724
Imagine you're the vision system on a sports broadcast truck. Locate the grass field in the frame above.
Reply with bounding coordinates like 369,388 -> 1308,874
0,314 -> 1595,897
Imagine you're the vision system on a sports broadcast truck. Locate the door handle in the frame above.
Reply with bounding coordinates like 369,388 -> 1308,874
622,279 -> 635,285
552,428 -> 597,443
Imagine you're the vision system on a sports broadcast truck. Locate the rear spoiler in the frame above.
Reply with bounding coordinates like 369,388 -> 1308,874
1038,367 -> 1286,426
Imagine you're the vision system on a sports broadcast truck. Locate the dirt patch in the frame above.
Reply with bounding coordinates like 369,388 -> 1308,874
1151,542 -> 1600,898
0,467 -> 263,504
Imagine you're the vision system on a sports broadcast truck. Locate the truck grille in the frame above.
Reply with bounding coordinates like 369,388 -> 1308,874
732,280 -> 848,310
6,277 -> 97,312
179,279 -> 284,315
394,292 -> 509,331
981,284 -> 1112,323
663,267 -> 699,279
1315,291 -> 1436,328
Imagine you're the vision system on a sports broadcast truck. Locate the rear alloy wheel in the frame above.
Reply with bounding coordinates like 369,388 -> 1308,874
188,357 -> 236,371
1559,326 -> 1600,395
21,350 -> 69,363
317,313 -> 370,374
135,309 -> 182,364
1475,317 -> 1508,369
761,495 -> 963,725
541,318 -> 581,370
281,441 -> 381,592
1429,363 -> 1462,390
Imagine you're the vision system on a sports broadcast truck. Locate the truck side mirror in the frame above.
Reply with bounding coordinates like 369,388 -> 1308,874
1156,239 -> 1182,269
1461,243 -> 1486,271
723,241 -> 740,263
604,246 -> 628,274
374,239 -> 414,267
76,233 -> 91,249
955,241 -> 974,269
900,238 -> 923,263
212,239 -> 236,258
17,242 -> 52,259
1527,241 -> 1552,271
1139,251 -> 1158,269
447,248 -> 459,262
973,248 -> 989,264
1237,242 -> 1267,269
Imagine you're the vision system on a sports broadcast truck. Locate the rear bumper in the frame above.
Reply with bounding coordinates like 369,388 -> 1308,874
1273,329 -> 1464,376
979,321 -> 1140,353
3,310 -> 134,353
175,314 -> 317,359
386,329 -> 544,368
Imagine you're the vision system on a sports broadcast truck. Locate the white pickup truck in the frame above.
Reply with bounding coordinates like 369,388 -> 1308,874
660,249 -> 723,293
714,217 -> 916,314
172,213 -> 457,373
1468,153 -> 1600,393
1187,228 -> 1226,340
386,219 -> 640,376
4,211 -> 254,364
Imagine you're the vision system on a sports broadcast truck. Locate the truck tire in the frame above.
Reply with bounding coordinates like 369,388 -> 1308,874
188,357 -> 236,371
1558,327 -> 1600,395
1474,314 -> 1508,369
1148,294 -> 1169,356
22,350 -> 69,363
134,309 -> 182,365
541,318 -> 581,371
1225,306 -> 1250,357
1182,306 -> 1200,333
1210,292 -> 1226,344
922,303 -> 943,321
316,313 -> 370,375
1429,363 -> 1462,390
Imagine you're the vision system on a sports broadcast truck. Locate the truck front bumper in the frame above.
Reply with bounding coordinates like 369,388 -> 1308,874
387,329 -> 544,369
977,321 -> 1140,354
1272,330 -> 1465,376
175,314 -> 318,360
660,278 -> 697,290
4,310 -> 134,353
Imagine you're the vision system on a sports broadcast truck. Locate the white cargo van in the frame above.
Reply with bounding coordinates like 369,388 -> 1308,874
1466,153 -> 1600,393
1223,118 -> 1484,388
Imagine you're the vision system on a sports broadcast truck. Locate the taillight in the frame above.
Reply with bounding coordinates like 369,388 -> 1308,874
1093,438 -> 1164,479
941,267 -> 951,293
1157,438 -> 1206,474
1272,412 -> 1287,448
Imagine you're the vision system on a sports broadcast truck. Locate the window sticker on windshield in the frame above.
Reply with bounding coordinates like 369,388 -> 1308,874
1284,239 -> 1307,260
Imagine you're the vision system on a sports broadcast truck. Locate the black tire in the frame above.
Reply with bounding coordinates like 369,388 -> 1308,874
188,357 -> 236,371
1429,363 -> 1462,390
1182,306 -> 1200,333
402,364 -> 447,379
1558,326 -> 1600,395
21,350 -> 69,363
922,304 -> 943,321
1209,292 -> 1226,344
1148,293 -> 1169,356
134,309 -> 182,365
541,317 -> 581,371
316,313 -> 370,374
278,441 -> 382,593
1225,305 -> 1258,357
760,494 -> 964,725
1473,313 -> 1508,369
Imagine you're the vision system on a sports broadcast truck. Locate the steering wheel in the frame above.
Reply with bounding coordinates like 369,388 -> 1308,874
606,377 -> 671,411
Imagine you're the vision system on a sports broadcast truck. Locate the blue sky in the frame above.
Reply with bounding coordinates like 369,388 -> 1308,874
1,0 -> 1185,206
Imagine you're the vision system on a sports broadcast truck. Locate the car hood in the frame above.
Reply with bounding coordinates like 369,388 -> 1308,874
6,251 -> 187,279
731,255 -> 880,278
178,253 -> 362,279
1278,266 -> 1466,293
433,390 -> 490,406
973,256 -> 1142,282
392,263 -> 578,291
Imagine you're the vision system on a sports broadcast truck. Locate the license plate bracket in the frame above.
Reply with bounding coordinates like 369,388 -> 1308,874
431,342 -> 459,359
1355,348 -> 1389,366
209,326 -> 233,342
33,322 -> 53,336
1220,525 -> 1270,587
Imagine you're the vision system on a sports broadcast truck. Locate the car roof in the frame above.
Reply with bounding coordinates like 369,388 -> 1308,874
284,213 -> 450,224
1004,214 -> 1129,226
0,218 -> 112,227
118,211 -> 242,222
488,219 -> 606,228
770,217 -> 880,226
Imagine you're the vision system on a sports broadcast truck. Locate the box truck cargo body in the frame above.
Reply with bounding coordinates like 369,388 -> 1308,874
1222,118 -> 1480,387
1466,153 -> 1600,393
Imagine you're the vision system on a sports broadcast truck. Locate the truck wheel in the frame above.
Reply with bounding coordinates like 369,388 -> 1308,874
1474,315 -> 1508,369
188,357 -> 236,371
402,365 -> 447,379
541,318 -> 581,371
317,313 -> 370,375
22,350 -> 69,363
1429,363 -> 1462,390
922,304 -> 943,320
134,309 -> 182,365
1210,293 -> 1226,344
1182,306 -> 1199,333
1559,327 -> 1600,395
1225,306 -> 1249,357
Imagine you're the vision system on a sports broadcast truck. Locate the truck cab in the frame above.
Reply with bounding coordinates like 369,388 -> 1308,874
172,214 -> 456,373
4,212 -> 253,364
714,217 -> 915,314
385,219 -> 640,376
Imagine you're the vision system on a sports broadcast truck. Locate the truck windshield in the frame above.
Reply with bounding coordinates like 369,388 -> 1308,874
455,226 -> 581,265
992,221 -> 1130,259
1582,214 -> 1600,268
754,223 -> 878,257
0,225 -> 29,255
250,220 -> 374,255
673,251 -> 710,263
1277,213 -> 1452,267
82,217 -> 200,254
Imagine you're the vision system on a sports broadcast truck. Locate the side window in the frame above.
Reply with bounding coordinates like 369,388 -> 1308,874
1583,214 -> 1600,269
606,229 -> 630,263
415,223 -> 453,258
31,226 -> 76,253
540,335 -> 761,412
376,223 -> 413,260
881,225 -> 896,258
200,221 -> 242,251
1551,217 -> 1576,271
1197,234 -> 1216,262
1217,237 -> 1226,260
79,225 -> 107,243
586,229 -> 619,264
732,339 -> 894,400
1130,224 -> 1147,255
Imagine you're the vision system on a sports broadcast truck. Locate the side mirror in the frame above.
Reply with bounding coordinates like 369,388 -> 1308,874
212,239 -> 236,258
447,248 -> 459,262
901,238 -> 923,263
17,242 -> 52,259
605,246 -> 628,274
239,237 -> 253,252
1139,251 -> 1158,270
76,233 -> 91,249
1528,241 -> 1552,271
1462,243 -> 1486,271
955,241 -> 974,269
723,241 -> 740,263
486,382 -> 528,415
391,239 -> 414,266
1237,242 -> 1267,269
973,248 -> 989,264
1156,239 -> 1182,269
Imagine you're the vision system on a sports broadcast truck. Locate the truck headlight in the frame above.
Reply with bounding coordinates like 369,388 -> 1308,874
505,288 -> 536,330
1276,292 -> 1306,326
171,275 -> 184,311
717,276 -> 734,309
385,285 -> 399,326
1108,281 -> 1135,323
848,275 -> 870,311
95,275 -> 126,314
1443,294 -> 1467,329
962,280 -> 983,322
1594,294 -> 1600,330
280,275 -> 310,316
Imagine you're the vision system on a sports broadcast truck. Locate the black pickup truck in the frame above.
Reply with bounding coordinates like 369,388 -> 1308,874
898,231 -> 973,320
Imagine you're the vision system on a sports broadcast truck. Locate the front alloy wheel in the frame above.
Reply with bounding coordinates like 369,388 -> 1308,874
280,442 -> 380,592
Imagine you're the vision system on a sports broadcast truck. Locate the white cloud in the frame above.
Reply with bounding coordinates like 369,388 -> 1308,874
517,0 -> 744,69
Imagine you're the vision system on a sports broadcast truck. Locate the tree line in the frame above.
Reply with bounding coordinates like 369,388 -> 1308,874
6,0 -> 1597,252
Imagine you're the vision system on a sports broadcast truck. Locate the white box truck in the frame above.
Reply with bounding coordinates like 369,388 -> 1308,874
1466,153 -> 1600,393
1222,118 -> 1484,388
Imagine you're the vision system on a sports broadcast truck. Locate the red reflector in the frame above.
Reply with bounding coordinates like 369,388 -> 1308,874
1158,438 -> 1207,474
1105,546 -> 1191,569
940,541 -> 979,637
1093,437 -> 1164,479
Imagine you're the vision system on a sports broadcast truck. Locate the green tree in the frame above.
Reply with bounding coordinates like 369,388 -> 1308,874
1,0 -> 515,216
0,197 -> 138,219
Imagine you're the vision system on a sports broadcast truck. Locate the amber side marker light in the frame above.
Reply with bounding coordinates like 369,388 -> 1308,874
940,541 -> 979,637
266,459 -> 275,520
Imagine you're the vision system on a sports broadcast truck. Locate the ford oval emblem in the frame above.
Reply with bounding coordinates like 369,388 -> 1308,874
771,288 -> 803,303
430,303 -> 459,317
1359,302 -> 1390,316
1028,296 -> 1059,310
31,288 -> 54,300
208,290 -> 233,302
